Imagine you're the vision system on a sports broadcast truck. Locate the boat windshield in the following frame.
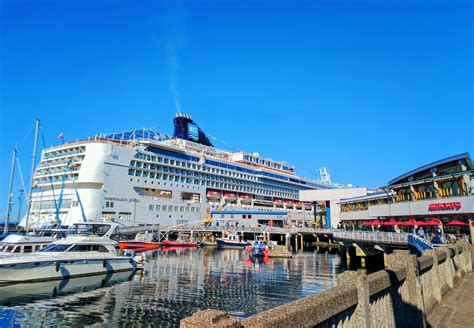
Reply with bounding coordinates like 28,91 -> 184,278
67,224 -> 111,237
38,244 -> 72,252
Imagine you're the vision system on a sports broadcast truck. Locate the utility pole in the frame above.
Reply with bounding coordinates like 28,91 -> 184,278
4,149 -> 17,234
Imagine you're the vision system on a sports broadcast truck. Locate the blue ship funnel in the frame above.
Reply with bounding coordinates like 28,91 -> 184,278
173,112 -> 213,147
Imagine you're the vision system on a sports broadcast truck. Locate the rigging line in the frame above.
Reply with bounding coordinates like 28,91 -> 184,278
40,125 -> 58,211
16,121 -> 36,152
15,156 -> 28,201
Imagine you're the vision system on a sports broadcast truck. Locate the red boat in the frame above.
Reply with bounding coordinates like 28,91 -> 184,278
161,240 -> 198,247
118,241 -> 160,251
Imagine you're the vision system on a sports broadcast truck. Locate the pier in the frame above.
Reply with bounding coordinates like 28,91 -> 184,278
118,221 -> 438,269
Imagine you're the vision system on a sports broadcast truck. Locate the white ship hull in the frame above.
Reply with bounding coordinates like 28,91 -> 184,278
0,256 -> 135,284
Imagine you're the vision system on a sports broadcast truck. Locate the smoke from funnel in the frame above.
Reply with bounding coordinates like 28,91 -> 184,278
161,1 -> 186,113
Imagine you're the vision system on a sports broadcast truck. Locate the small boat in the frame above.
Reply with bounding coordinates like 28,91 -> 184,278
118,241 -> 160,251
245,236 -> 270,257
223,193 -> 237,203
161,240 -> 198,247
206,190 -> 221,200
216,233 -> 249,248
198,240 -> 217,247
0,222 -> 138,285
239,194 -> 252,204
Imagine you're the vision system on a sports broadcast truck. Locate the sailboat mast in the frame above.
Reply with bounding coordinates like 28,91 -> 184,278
25,119 -> 40,232
4,149 -> 16,234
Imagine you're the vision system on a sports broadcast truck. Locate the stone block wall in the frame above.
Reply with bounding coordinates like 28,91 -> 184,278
180,240 -> 472,328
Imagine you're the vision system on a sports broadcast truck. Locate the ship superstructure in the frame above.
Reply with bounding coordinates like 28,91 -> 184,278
22,113 -> 332,228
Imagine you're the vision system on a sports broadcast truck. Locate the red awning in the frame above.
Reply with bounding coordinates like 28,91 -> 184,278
415,220 -> 429,226
424,218 -> 443,226
398,219 -> 417,226
381,219 -> 399,226
446,220 -> 469,226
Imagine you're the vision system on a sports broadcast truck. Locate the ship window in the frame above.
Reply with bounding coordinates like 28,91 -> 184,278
39,244 -> 72,252
23,246 -> 33,253
149,205 -> 154,211
69,245 -> 91,252
155,205 -> 161,211
93,245 -> 109,252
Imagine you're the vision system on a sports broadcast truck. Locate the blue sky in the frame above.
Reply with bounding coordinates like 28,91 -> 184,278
0,0 -> 473,219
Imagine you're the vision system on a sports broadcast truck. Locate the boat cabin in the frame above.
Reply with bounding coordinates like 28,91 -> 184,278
0,234 -> 57,255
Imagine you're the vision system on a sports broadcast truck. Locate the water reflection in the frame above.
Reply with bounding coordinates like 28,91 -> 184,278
0,248 -> 343,327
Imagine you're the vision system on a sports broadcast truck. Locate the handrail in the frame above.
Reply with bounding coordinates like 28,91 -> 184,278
333,231 -> 408,244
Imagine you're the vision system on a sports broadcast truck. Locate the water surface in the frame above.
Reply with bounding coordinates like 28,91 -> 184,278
0,248 -> 343,327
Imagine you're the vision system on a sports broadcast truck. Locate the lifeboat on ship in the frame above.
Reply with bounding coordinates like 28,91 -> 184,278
294,201 -> 303,209
223,193 -> 238,203
274,198 -> 284,207
206,190 -> 221,201
284,200 -> 294,208
239,194 -> 252,205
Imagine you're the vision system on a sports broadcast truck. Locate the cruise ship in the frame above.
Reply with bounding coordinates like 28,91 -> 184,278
21,113 -> 333,228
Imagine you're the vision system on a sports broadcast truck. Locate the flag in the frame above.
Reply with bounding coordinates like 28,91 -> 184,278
58,132 -> 64,140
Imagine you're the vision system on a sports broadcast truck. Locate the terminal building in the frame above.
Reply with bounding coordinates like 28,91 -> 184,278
301,153 -> 474,237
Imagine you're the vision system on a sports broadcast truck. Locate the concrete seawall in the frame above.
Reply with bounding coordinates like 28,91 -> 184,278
181,240 -> 472,328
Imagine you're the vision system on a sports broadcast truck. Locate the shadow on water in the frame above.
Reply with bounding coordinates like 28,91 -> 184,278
0,248 -> 344,327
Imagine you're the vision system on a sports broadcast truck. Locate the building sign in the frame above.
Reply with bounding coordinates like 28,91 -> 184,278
428,202 -> 462,211
187,123 -> 199,141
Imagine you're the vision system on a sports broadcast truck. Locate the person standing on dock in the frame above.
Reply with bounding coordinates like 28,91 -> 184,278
418,227 -> 425,239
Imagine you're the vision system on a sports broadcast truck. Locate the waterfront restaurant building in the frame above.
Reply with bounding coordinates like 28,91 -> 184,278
338,153 -> 474,237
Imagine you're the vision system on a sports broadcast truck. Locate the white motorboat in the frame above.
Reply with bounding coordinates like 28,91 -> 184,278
0,229 -> 67,256
0,222 -> 138,284
0,234 -> 56,255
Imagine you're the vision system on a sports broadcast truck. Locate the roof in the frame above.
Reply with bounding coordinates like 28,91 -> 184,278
388,153 -> 472,186
211,211 -> 287,216
338,191 -> 394,204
